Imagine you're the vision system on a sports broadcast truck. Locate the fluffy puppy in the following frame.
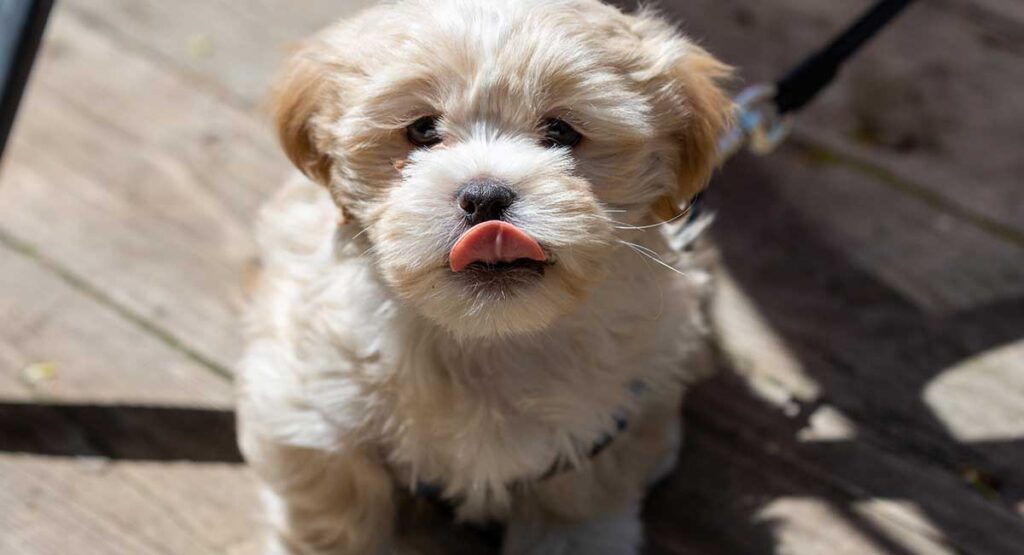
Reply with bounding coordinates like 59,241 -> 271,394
237,0 -> 732,553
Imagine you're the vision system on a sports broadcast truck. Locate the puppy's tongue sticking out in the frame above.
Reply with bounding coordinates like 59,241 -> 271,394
449,221 -> 546,272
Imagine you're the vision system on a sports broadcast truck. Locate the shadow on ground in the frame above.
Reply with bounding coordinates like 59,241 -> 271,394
644,153 -> 1024,554
0,402 -> 241,462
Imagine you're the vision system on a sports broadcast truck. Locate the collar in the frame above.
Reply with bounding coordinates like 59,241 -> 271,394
410,380 -> 648,500
411,414 -> 629,501
534,413 -> 629,482
665,191 -> 715,253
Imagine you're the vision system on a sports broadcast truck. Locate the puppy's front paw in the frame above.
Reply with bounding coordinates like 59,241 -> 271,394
647,417 -> 683,487
503,504 -> 641,555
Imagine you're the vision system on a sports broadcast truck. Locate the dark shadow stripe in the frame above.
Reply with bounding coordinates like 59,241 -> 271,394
0,402 -> 242,463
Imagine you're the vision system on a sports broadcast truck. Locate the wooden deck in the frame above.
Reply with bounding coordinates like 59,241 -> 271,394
1,1 -> 1021,553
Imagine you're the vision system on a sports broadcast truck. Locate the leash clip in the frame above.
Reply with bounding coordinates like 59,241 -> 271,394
718,84 -> 792,162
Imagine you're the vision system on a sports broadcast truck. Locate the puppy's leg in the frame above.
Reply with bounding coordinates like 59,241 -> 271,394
503,502 -> 642,555
647,411 -> 682,487
242,433 -> 395,555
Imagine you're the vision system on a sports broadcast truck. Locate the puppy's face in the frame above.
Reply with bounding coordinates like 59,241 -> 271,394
274,0 -> 731,339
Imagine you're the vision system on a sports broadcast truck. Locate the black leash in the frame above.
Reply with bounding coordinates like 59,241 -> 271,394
718,0 -> 918,161
775,0 -> 917,115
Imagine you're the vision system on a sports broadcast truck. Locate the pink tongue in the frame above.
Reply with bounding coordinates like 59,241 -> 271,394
449,221 -> 546,272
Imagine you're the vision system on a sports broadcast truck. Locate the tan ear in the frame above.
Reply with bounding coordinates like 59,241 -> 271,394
271,43 -> 333,185
637,27 -> 734,221
672,44 -> 733,202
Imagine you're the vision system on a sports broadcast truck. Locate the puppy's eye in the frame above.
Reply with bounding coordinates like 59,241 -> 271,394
407,116 -> 442,148
542,118 -> 582,148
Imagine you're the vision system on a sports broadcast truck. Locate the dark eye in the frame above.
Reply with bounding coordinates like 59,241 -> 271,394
542,118 -> 582,148
407,116 -> 442,147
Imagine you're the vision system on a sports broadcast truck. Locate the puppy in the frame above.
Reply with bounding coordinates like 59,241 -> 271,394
237,0 -> 732,553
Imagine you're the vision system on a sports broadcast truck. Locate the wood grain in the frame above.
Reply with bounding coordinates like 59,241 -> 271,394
0,456 -> 261,555
0,8 -> 290,370
0,239 -> 233,405
60,0 -> 377,109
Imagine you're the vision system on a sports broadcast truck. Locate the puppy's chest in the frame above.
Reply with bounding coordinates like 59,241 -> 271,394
374,334 -> 676,507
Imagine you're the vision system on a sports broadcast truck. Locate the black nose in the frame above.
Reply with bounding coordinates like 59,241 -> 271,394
456,179 -> 516,225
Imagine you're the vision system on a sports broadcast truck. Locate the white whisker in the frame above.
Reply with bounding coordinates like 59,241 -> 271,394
351,226 -> 371,241
617,240 -> 688,277
627,243 -> 662,260
606,205 -> 693,231
358,244 -> 378,259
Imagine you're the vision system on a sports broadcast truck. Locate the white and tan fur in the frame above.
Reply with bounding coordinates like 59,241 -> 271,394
236,0 -> 732,553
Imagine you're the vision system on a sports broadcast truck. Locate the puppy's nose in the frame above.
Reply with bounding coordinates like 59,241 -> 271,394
456,179 -> 516,225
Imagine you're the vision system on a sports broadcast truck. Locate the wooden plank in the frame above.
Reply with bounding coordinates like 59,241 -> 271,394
0,241 -> 232,404
767,142 -> 1024,313
0,7 -> 291,370
61,0 -> 377,109
0,455 -> 261,555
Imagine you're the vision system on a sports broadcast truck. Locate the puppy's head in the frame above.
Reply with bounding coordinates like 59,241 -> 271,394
273,0 -> 731,339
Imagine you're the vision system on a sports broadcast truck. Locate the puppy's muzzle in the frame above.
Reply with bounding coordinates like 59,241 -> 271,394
449,179 -> 546,273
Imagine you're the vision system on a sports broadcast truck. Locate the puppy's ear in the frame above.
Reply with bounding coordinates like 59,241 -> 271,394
271,42 -> 333,186
631,14 -> 733,220
669,44 -> 733,202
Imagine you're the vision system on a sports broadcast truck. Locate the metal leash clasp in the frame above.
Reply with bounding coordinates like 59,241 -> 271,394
717,84 -> 792,162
